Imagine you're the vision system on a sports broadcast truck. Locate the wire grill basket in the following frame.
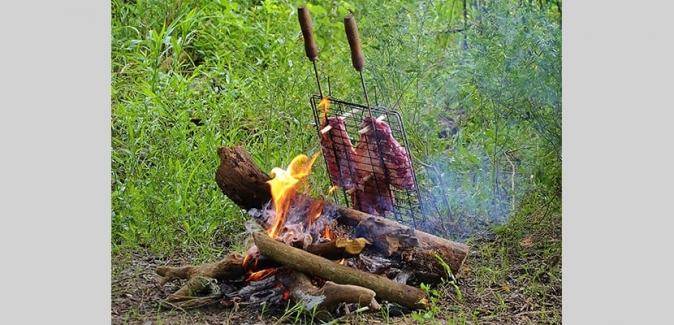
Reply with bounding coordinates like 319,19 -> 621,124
310,95 -> 426,228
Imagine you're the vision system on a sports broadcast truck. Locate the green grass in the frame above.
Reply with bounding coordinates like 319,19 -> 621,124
112,0 -> 562,322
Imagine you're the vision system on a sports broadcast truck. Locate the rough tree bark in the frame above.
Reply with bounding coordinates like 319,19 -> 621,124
215,145 -> 272,211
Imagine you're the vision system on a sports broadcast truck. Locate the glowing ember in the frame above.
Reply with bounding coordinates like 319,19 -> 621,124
266,153 -> 320,238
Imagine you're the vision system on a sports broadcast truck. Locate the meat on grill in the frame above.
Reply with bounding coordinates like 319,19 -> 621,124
354,116 -> 415,190
350,177 -> 394,216
319,116 -> 360,190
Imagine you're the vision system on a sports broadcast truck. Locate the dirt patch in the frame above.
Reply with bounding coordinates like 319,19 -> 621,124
112,235 -> 561,325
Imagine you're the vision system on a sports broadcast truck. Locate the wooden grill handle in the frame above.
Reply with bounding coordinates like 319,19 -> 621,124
344,14 -> 364,72
298,6 -> 318,61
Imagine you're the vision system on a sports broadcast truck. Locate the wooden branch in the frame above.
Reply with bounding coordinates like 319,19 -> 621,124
253,232 -> 428,310
167,275 -> 220,302
156,252 -> 245,285
281,271 -> 380,314
306,237 -> 370,260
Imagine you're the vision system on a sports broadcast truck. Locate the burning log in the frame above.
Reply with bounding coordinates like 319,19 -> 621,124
253,232 -> 427,310
332,206 -> 468,283
215,145 -> 469,277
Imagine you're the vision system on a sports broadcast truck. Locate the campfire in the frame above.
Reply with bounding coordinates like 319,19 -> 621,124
154,6 -> 469,319
156,145 -> 469,317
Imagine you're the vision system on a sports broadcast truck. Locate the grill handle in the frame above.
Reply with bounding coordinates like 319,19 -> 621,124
298,6 -> 318,61
344,15 -> 364,72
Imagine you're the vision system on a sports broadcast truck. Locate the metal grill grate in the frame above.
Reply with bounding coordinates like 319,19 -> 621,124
310,95 -> 425,228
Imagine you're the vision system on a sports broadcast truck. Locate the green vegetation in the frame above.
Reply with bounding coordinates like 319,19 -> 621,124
112,0 -> 561,323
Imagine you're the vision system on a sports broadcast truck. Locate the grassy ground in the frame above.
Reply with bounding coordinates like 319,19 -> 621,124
112,0 -> 562,323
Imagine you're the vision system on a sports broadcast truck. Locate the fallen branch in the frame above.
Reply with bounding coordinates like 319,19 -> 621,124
156,252 -> 245,284
280,271 -> 380,316
167,275 -> 220,302
253,232 -> 429,310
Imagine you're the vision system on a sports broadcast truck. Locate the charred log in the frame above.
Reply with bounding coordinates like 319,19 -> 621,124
338,208 -> 468,281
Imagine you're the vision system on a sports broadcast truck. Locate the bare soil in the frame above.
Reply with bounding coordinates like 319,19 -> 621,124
112,229 -> 561,325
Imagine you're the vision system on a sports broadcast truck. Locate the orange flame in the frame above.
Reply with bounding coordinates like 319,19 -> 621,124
323,223 -> 332,240
327,185 -> 339,196
319,97 -> 330,123
266,152 -> 320,238
246,268 -> 275,282
242,254 -> 252,269
305,199 -> 324,230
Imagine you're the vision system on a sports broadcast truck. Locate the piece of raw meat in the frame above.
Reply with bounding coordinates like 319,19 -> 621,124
354,116 -> 414,190
319,116 -> 360,190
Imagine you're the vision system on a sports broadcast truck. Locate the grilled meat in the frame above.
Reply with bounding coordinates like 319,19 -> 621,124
350,177 -> 394,216
354,116 -> 414,190
319,116 -> 360,190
